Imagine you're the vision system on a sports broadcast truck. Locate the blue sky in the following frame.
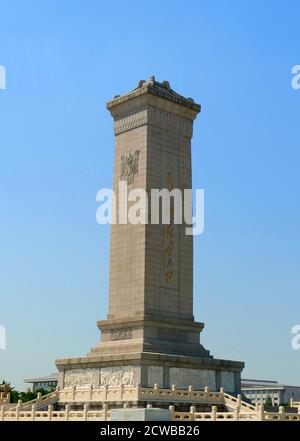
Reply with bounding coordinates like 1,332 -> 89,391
0,0 -> 299,390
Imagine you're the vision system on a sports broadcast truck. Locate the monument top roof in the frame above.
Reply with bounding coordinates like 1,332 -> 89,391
107,76 -> 201,113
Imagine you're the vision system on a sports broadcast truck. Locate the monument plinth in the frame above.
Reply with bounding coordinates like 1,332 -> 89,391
56,77 -> 244,399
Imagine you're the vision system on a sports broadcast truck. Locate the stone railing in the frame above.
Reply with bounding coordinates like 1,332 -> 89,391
3,384 -> 297,422
58,384 -> 257,413
59,384 -> 139,403
1,403 -> 300,422
10,389 -> 59,411
223,391 -> 256,412
139,385 -> 224,404
0,404 -> 111,421
59,384 -> 225,404
171,405 -> 300,421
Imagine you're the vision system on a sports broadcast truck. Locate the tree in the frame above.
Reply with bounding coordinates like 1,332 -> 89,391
0,380 -> 14,398
264,396 -> 273,410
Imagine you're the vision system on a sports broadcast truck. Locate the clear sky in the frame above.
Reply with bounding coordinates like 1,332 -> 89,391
0,0 -> 299,390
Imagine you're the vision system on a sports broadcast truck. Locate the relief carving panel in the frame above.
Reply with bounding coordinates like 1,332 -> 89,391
100,366 -> 135,387
64,369 -> 96,389
110,328 -> 132,341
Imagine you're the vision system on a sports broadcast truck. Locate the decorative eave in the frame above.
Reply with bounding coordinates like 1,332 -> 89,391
107,76 -> 201,121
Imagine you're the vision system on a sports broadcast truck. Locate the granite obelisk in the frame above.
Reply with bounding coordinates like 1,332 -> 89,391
56,77 -> 244,395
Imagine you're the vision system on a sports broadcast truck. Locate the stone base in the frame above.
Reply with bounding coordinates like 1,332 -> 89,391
91,314 -> 211,358
56,314 -> 244,398
55,350 -> 244,395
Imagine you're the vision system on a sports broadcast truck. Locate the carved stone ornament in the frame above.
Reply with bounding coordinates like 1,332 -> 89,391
121,150 -> 140,184
100,366 -> 135,387
64,369 -> 96,388
110,328 -> 132,341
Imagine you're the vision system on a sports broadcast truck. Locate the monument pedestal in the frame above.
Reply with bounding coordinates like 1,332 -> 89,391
92,314 -> 210,358
56,350 -> 243,394
56,77 -> 244,405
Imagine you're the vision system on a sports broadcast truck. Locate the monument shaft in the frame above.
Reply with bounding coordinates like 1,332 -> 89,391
95,77 -> 207,358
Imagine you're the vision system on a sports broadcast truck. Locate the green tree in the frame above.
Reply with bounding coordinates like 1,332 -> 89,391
0,380 -> 14,398
264,396 -> 273,410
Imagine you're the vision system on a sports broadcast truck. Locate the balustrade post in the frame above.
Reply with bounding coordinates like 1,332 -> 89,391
31,404 -> 36,421
237,394 -> 241,410
258,404 -> 264,421
147,404 -> 153,409
169,405 -> 175,421
37,392 -> 42,403
233,408 -> 239,421
136,382 -> 141,401
123,402 -> 129,408
104,384 -> 108,401
188,385 -> 193,396
83,404 -> 88,421
171,384 -> 176,396
0,405 -> 4,421
279,406 -> 285,421
154,383 -> 160,397
211,405 -> 217,421
16,402 -> 20,421
290,397 -> 294,407
190,405 -> 196,421
72,385 -> 76,401
120,384 -> 124,400
204,386 -> 209,398
103,403 -> 108,421
65,404 -> 70,421
89,384 -> 93,401
48,404 -> 53,421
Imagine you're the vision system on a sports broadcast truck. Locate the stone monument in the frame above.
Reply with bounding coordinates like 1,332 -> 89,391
56,77 -> 244,400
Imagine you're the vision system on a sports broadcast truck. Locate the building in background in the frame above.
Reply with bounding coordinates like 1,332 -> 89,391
242,379 -> 300,406
24,373 -> 58,392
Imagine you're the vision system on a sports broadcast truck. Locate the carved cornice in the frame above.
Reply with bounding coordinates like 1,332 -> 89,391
113,105 -> 147,135
113,105 -> 193,137
107,76 -> 201,114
